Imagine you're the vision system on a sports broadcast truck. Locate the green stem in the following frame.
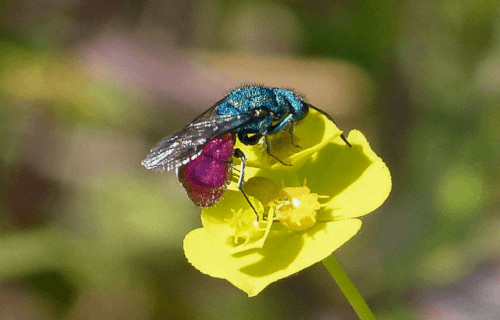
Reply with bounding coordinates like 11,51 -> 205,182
322,254 -> 376,320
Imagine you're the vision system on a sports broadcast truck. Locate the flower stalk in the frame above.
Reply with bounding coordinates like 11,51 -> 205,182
322,254 -> 376,320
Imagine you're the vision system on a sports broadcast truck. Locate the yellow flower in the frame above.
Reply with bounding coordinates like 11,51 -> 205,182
183,109 -> 391,296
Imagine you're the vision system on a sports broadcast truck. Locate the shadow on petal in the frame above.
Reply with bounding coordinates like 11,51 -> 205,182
255,140 -> 371,200
300,142 -> 372,199
234,217 -> 333,277
236,230 -> 306,277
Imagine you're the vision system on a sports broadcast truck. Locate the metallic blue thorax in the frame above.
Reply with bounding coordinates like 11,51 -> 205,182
215,86 -> 308,137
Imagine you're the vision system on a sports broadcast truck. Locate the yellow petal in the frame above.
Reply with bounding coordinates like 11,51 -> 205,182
183,218 -> 361,297
299,130 -> 391,219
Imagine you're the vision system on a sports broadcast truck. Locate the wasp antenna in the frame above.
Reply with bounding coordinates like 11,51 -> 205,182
305,103 -> 352,148
340,133 -> 352,147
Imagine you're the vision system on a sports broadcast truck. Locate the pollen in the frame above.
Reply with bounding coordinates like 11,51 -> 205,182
273,185 -> 323,231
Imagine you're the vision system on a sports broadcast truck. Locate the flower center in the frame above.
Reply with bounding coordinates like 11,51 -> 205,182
272,185 -> 323,231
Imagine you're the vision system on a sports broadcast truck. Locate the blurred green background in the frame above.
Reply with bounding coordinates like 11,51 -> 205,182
1,1 -> 499,319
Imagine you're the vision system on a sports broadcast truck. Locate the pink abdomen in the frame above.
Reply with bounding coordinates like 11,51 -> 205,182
177,134 -> 234,207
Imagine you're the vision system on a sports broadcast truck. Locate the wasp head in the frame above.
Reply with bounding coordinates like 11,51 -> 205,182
272,88 -> 308,121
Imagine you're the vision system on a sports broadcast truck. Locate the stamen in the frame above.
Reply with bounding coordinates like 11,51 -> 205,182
272,185 -> 324,231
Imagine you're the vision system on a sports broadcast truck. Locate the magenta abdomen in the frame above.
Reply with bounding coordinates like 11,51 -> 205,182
177,134 -> 234,207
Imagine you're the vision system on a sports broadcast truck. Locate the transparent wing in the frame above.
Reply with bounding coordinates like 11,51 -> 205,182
141,110 -> 251,171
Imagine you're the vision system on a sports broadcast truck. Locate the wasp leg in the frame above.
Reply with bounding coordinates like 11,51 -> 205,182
233,148 -> 259,221
238,132 -> 291,166
288,125 -> 303,149
265,136 -> 292,166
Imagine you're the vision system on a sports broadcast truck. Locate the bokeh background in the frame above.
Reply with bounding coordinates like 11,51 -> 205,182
1,1 -> 499,319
